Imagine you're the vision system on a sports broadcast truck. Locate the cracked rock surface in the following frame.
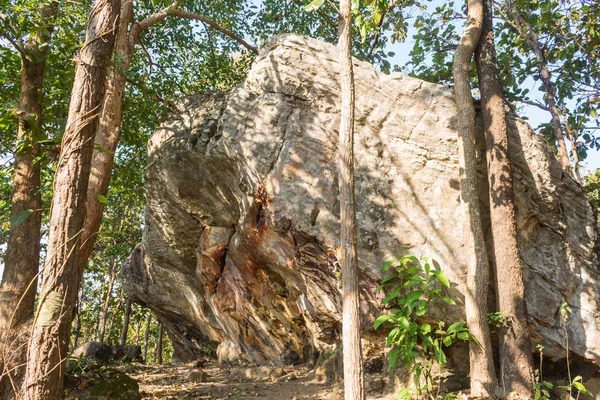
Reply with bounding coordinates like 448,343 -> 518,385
123,35 -> 600,368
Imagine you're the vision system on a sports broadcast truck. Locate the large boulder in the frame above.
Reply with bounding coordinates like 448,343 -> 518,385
123,35 -> 600,368
73,342 -> 142,363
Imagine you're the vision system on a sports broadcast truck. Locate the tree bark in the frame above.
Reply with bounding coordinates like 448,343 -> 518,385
120,298 -> 132,346
135,318 -> 142,345
78,0 -> 133,265
97,257 -> 117,344
0,4 -> 58,398
475,1 -> 535,396
563,111 -> 582,184
452,0 -> 498,396
155,324 -> 164,365
22,1 -> 118,398
504,0 -> 571,173
105,291 -> 123,343
338,0 -> 364,399
143,313 -> 152,362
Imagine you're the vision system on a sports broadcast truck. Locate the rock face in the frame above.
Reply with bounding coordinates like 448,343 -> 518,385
123,35 -> 600,368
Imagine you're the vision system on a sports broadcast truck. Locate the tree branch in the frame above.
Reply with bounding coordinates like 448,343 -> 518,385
0,32 -> 25,55
128,1 -> 181,47
588,97 -> 600,104
0,12 -> 26,55
128,1 -> 257,55
170,9 -> 258,54
368,0 -> 398,57
520,98 -> 550,111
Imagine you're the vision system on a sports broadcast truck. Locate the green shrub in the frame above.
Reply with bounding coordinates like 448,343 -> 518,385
374,256 -> 470,399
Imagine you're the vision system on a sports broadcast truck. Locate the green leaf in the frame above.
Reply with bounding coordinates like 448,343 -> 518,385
573,381 -> 592,396
401,255 -> 419,266
12,209 -> 33,228
446,322 -> 465,335
433,270 -> 450,287
441,296 -> 455,305
420,323 -> 432,334
374,314 -> 394,330
382,258 -> 398,271
542,382 -> 553,389
97,194 -> 109,205
398,316 -> 410,330
304,0 -> 325,12
405,290 -> 423,305
442,336 -> 452,347
457,331 -> 469,340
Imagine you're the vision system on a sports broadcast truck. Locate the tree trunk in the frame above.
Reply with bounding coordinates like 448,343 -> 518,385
97,257 -> 117,344
452,0 -> 498,396
338,0 -> 364,399
563,111 -> 582,184
504,0 -> 571,173
78,0 -> 133,267
155,324 -> 163,365
0,4 -> 58,399
143,313 -> 152,362
22,1 -> 118,398
135,318 -> 142,345
120,298 -> 132,346
77,0 -> 259,275
72,310 -> 81,350
105,293 -> 123,343
475,1 -> 535,396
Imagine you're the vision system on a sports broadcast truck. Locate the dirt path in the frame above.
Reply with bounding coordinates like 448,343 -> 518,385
118,363 -> 392,400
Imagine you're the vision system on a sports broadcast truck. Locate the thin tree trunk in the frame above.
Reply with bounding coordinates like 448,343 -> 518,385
22,1 -> 118,398
120,298 -> 132,346
72,310 -> 81,350
155,324 -> 164,365
0,4 -> 58,398
504,0 -> 571,173
143,313 -> 151,362
135,318 -> 142,346
338,0 -> 364,398
452,0 -> 497,396
563,110 -> 582,184
105,294 -> 123,343
475,1 -> 535,396
97,257 -> 117,344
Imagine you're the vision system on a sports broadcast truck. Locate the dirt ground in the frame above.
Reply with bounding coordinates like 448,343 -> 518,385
118,362 -> 394,400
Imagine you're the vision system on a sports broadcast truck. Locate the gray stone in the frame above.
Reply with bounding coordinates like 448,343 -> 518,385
187,368 -> 206,382
72,342 -> 142,364
123,35 -> 600,370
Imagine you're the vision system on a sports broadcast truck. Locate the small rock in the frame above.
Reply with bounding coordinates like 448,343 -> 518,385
269,367 -> 287,381
281,373 -> 297,382
366,376 -> 384,393
187,368 -> 205,382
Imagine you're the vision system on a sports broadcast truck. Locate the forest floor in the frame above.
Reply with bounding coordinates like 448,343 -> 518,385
117,362 -> 394,400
